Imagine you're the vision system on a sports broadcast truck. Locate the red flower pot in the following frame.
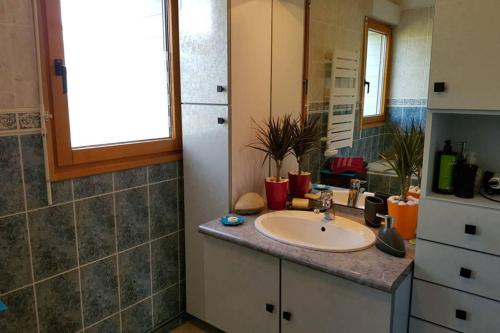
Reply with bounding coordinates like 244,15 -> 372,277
288,172 -> 311,198
265,178 -> 289,210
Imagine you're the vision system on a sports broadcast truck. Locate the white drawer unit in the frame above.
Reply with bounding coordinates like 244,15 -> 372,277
415,2 -> 500,329
418,198 -> 500,256
415,239 -> 500,301
409,318 -> 455,333
411,280 -> 500,332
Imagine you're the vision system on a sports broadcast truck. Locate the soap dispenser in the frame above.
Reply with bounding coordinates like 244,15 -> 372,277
433,140 -> 457,194
375,214 -> 406,258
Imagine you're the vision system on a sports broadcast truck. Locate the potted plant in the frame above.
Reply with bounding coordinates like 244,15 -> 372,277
248,115 -> 295,210
289,116 -> 321,198
409,125 -> 425,198
380,122 -> 424,239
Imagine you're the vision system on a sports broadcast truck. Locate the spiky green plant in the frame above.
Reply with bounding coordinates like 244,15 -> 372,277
290,116 -> 321,174
380,122 -> 424,202
248,115 -> 295,181
412,124 -> 425,188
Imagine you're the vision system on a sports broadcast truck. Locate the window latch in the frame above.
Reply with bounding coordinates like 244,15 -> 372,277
364,80 -> 370,94
54,59 -> 67,94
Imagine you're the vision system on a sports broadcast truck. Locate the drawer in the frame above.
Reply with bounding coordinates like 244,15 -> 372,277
418,198 -> 500,256
409,317 -> 455,333
411,280 -> 500,332
415,239 -> 500,301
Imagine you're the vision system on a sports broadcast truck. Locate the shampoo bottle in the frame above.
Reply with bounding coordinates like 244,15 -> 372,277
433,140 -> 457,194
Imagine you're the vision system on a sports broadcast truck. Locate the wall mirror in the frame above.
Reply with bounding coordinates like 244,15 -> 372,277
303,0 -> 434,201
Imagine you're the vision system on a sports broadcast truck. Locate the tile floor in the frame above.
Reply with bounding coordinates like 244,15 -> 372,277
170,317 -> 221,333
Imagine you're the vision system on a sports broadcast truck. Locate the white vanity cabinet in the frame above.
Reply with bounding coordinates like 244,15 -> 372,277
428,0 -> 500,110
202,236 -> 411,333
280,261 -> 410,333
203,237 -> 280,333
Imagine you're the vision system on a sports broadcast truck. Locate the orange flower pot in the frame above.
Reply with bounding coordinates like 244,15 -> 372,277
387,198 -> 419,240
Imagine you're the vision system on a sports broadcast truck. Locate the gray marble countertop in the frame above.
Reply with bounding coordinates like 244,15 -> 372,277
199,206 -> 414,293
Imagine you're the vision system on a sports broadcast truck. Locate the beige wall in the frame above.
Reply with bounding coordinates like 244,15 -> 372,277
389,7 -> 434,100
0,0 -> 39,110
307,0 -> 373,104
230,0 -> 273,207
271,0 -> 305,177
230,0 -> 306,207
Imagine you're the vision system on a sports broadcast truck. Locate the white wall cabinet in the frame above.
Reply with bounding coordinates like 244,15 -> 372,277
179,0 -> 229,104
181,0 -> 306,321
428,0 -> 500,110
413,2 -> 500,329
182,104 -> 229,317
203,237 -> 411,333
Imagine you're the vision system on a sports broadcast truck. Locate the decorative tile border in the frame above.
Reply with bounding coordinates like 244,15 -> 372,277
19,113 -> 41,129
0,113 -> 17,131
386,98 -> 427,107
0,109 -> 42,136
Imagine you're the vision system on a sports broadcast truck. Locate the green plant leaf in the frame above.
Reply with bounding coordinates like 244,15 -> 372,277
246,114 -> 296,179
381,121 -> 425,201
290,116 -> 321,174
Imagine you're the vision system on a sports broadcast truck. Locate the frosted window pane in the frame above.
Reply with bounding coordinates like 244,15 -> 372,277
60,0 -> 171,148
363,31 -> 387,117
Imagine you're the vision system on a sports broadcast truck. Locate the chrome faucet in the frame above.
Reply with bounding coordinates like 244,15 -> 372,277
347,179 -> 366,208
314,191 -> 335,220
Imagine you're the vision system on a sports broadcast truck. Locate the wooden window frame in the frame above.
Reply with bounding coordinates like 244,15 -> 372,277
359,17 -> 392,129
37,0 -> 182,181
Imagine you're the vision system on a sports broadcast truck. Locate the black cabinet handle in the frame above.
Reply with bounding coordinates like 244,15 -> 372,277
434,82 -> 446,92
217,117 -> 226,124
283,311 -> 292,321
464,224 -> 477,235
456,309 -> 467,321
460,267 -> 472,279
265,304 -> 274,313
217,85 -> 225,92
364,80 -> 370,94
54,59 -> 67,94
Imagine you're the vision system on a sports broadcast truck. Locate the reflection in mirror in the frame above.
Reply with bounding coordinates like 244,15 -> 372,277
303,0 -> 434,202
361,18 -> 392,125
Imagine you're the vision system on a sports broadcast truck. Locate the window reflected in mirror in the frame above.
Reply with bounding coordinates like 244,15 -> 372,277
361,18 -> 392,127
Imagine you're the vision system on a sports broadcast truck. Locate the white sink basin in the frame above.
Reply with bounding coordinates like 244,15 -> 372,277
255,211 -> 375,252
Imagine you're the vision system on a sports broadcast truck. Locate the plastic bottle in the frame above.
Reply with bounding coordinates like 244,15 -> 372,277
432,140 -> 457,194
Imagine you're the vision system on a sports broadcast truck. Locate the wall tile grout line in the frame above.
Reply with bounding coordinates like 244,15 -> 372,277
33,267 -> 79,287
0,177 -> 181,221
0,229 -> 187,299
16,134 -> 41,333
83,281 -> 185,332
147,166 -> 155,328
0,283 -> 34,298
0,107 -> 41,114
79,310 -> 119,332
1,135 -> 184,331
71,179 -> 86,330
0,128 -> 42,137
111,172 -> 123,333
0,210 -> 28,222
